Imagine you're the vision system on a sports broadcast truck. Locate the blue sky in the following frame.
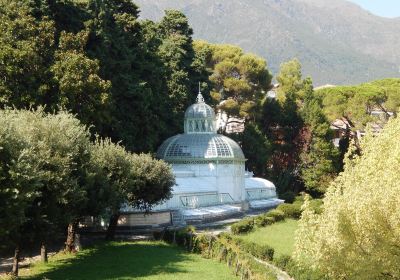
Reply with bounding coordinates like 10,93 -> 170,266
348,0 -> 400,18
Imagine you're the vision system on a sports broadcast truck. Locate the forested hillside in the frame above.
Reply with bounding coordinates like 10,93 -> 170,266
135,0 -> 400,85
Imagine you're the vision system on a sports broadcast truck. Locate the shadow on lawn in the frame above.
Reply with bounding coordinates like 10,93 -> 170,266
24,242 -> 193,280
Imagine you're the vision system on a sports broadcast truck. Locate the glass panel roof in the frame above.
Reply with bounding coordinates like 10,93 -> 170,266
157,134 -> 245,160
157,92 -> 245,162
184,103 -> 215,119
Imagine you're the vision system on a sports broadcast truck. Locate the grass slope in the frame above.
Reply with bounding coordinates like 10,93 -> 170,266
18,241 -> 238,280
239,219 -> 298,257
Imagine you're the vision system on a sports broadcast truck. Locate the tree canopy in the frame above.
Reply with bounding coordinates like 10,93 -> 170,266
0,108 -> 91,254
0,0 -> 204,152
0,108 -> 174,275
295,117 -> 400,279
193,40 -> 272,127
316,78 -> 400,130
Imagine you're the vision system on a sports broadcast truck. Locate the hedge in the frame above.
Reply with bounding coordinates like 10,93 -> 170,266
230,218 -> 255,234
230,236 -> 274,261
230,210 -> 285,235
230,198 -> 321,235
276,203 -> 302,219
265,209 -> 285,221
255,215 -> 275,227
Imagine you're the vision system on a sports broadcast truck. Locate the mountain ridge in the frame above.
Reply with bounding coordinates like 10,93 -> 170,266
134,0 -> 400,86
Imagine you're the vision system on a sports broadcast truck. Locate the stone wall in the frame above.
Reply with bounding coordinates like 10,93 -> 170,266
118,212 -> 171,227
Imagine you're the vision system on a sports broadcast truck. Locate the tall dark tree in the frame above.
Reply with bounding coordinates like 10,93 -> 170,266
260,60 -> 309,199
51,30 -> 111,134
299,79 -> 340,195
84,0 -> 166,151
231,123 -> 272,177
156,10 -> 197,134
0,0 -> 55,109
193,41 -> 272,132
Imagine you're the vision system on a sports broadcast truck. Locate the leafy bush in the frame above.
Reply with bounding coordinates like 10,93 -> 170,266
274,254 -> 327,280
309,198 -> 323,214
230,218 -> 254,234
276,203 -> 302,219
266,209 -> 285,222
192,234 -> 213,255
175,227 -> 197,247
254,214 -> 275,227
273,254 -> 292,270
233,238 -> 274,261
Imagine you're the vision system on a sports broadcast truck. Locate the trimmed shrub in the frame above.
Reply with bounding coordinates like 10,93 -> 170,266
192,234 -> 214,255
266,209 -> 285,222
175,226 -> 197,247
254,214 -> 275,227
233,237 -> 274,261
276,203 -> 302,219
230,218 -> 254,234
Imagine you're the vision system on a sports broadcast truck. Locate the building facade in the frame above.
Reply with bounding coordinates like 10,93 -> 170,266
119,92 -> 282,227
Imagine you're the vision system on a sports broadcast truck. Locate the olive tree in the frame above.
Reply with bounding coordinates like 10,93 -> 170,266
0,110 -> 43,276
89,139 -> 175,241
0,108 -> 91,275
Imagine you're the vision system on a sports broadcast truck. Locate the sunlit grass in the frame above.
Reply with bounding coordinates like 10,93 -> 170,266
15,241 -> 238,280
238,219 -> 298,257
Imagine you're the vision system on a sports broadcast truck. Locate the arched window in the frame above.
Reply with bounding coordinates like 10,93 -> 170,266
201,120 -> 206,132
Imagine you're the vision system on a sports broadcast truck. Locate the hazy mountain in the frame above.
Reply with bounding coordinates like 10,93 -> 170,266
134,0 -> 400,85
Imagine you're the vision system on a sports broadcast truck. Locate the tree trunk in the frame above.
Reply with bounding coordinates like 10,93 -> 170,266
65,219 -> 79,253
11,246 -> 20,277
41,242 -> 48,262
105,213 -> 120,241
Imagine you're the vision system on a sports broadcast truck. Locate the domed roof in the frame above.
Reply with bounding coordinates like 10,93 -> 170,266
157,89 -> 246,163
184,93 -> 215,119
156,133 -> 245,162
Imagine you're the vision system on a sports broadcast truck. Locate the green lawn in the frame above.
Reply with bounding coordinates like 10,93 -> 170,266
239,219 -> 298,257
18,241 -> 238,280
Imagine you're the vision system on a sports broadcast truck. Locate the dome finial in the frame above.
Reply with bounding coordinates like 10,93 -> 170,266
196,82 -> 204,103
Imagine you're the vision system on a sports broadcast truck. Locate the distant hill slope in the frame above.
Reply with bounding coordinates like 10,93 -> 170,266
135,0 -> 400,86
